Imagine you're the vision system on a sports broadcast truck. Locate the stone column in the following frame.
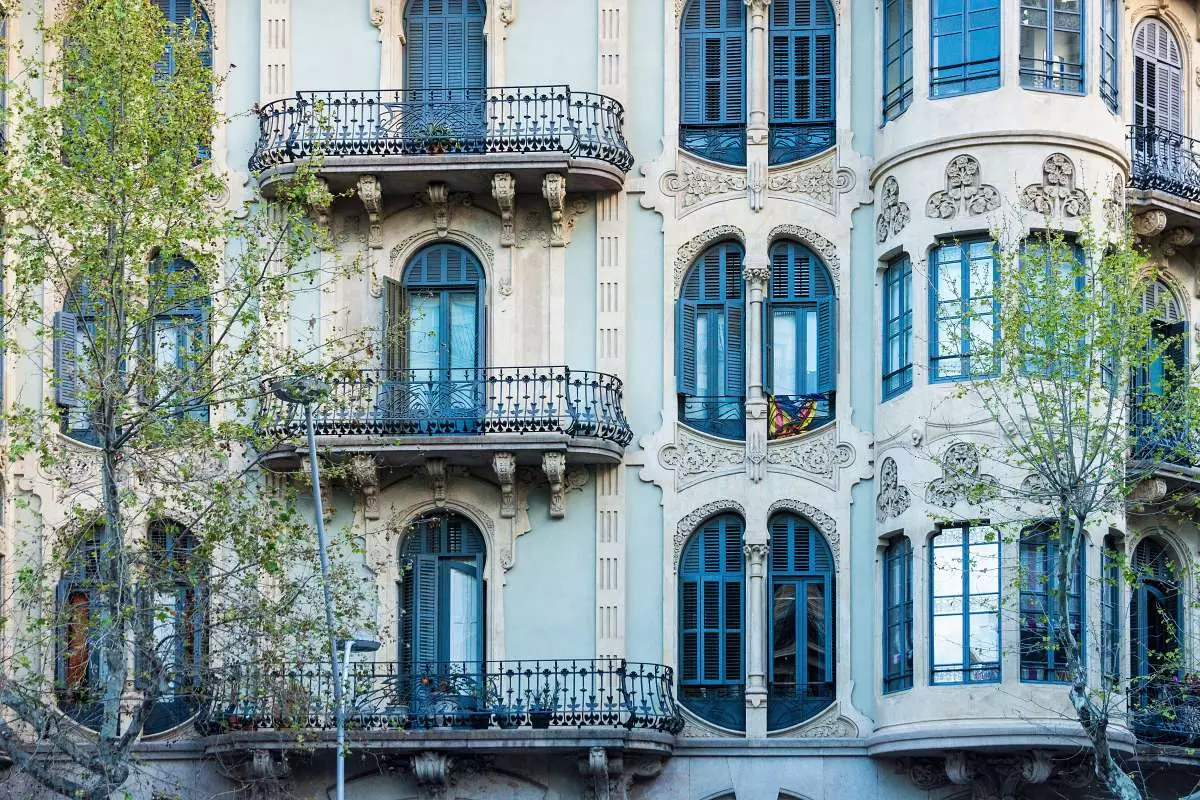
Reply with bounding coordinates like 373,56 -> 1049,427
744,541 -> 769,736
744,257 -> 770,482
744,0 -> 772,211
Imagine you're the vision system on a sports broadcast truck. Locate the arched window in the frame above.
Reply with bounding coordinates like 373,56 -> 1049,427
1133,19 -> 1183,134
765,240 -> 835,433
56,526 -> 104,727
383,244 -> 486,434
677,242 -> 746,439
679,513 -> 745,731
405,0 -> 486,94
1130,537 -> 1181,682
400,513 -> 486,670
1018,523 -> 1084,683
768,0 -> 836,164
680,0 -> 747,166
767,512 -> 834,730
140,521 -> 206,734
1132,280 -> 1189,462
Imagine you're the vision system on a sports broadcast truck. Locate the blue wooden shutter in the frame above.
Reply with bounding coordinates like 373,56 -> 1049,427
816,297 -> 835,392
677,300 -> 698,395
411,554 -> 440,669
384,276 -> 406,373
726,303 -> 745,397
405,0 -> 486,93
54,312 -> 79,408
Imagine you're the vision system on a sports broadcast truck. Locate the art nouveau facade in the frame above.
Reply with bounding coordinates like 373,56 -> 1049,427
6,0 -> 1200,798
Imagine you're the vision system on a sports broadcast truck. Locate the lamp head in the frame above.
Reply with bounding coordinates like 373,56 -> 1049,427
270,376 -> 330,406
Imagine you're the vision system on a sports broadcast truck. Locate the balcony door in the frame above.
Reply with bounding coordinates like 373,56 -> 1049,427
1132,281 -> 1188,457
1131,538 -> 1181,688
403,0 -> 487,149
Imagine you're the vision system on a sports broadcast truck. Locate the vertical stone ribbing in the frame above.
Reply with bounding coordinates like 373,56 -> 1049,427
596,0 -> 628,662
260,0 -> 291,103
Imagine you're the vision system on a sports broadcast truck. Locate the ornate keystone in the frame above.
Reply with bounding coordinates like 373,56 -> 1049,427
491,172 -> 516,246
356,175 -> 383,249
411,751 -> 454,788
543,452 -> 567,517
493,452 -> 517,518
543,173 -> 568,246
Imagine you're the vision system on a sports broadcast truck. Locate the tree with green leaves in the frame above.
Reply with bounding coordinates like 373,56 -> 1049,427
0,1 -> 375,797
926,216 -> 1200,799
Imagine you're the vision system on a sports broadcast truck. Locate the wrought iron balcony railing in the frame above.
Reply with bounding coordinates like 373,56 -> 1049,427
259,366 -> 633,447
250,87 -> 633,173
1130,678 -> 1200,746
1129,124 -> 1200,204
1132,405 -> 1200,469
198,659 -> 683,735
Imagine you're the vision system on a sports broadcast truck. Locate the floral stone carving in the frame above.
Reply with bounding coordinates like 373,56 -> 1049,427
766,430 -> 854,481
673,225 -> 744,297
925,442 -> 999,507
926,154 -> 1001,219
770,498 -> 839,562
768,225 -> 840,289
661,155 -> 747,215
876,176 -> 910,243
1020,153 -> 1088,218
660,431 -> 745,488
875,457 -> 911,523
766,153 -> 835,208
674,500 -> 747,568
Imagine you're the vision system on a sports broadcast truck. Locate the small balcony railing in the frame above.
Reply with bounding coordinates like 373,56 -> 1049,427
1130,678 -> 1200,746
1132,404 -> 1199,470
250,87 -> 633,173
1129,125 -> 1200,204
259,366 -> 633,447
198,659 -> 683,735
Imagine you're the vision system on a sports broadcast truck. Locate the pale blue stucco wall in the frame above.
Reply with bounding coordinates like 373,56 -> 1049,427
565,207 -> 598,370
848,0 -> 878,721
504,0 -> 597,90
290,0 -> 378,91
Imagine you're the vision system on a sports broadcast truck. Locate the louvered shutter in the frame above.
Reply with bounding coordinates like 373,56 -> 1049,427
383,277 -> 407,373
411,555 -> 440,669
681,34 -> 703,123
677,301 -> 698,395
726,302 -> 745,397
725,31 -> 745,124
816,297 -> 835,392
406,16 -> 426,91
54,312 -> 80,408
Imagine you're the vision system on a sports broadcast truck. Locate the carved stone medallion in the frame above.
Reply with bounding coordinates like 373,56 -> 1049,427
876,176 -> 910,243
1019,153 -> 1088,218
926,154 -> 1001,219
875,456 -> 911,523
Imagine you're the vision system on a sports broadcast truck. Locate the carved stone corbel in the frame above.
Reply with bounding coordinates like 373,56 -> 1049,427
492,173 -> 516,246
300,459 -> 335,522
1130,477 -> 1168,504
347,455 -> 381,521
310,178 -> 332,239
543,452 -> 567,518
497,0 -> 515,24
410,751 -> 453,789
748,160 -> 766,211
356,175 -> 383,249
493,452 -> 517,518
543,173 -> 568,246
585,747 -> 610,800
425,182 -> 450,238
1163,225 -> 1195,256
1132,209 -> 1168,238
425,457 -> 448,505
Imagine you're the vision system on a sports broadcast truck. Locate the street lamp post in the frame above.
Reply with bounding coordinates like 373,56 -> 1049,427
270,377 -> 360,800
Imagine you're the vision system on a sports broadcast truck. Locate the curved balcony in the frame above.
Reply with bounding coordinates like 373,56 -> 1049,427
1131,406 -> 1200,490
259,366 -> 632,470
250,87 -> 633,196
198,659 -> 682,759
1128,125 -> 1200,223
1130,679 -> 1200,748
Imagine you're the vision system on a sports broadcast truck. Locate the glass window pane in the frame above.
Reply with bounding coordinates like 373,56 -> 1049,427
773,310 -> 798,395
408,294 -> 441,371
772,584 -> 797,687
804,310 -> 818,393
447,565 -> 480,663
448,292 -> 477,372
806,582 -> 827,683
695,312 -> 710,397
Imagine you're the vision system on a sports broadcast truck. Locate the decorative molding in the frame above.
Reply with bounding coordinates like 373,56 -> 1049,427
492,452 -> 517,519
425,457 -> 448,506
497,0 -> 515,24
673,225 -> 745,296
875,457 -> 911,523
926,442 -> 999,507
792,712 -> 858,739
926,154 -> 1001,219
1019,153 -> 1088,218
425,182 -> 450,238
748,159 -> 766,211
1132,209 -> 1168,238
661,153 -> 748,216
766,152 -> 836,210
410,751 -> 454,788
659,429 -> 746,489
745,402 -> 768,482
356,175 -> 383,249
768,498 -> 839,563
674,500 -> 747,568
347,456 -> 381,521
389,230 -> 495,273
1163,226 -> 1195,256
765,429 -> 854,486
743,541 -> 769,567
491,173 -> 516,246
369,0 -> 385,27
543,173 -> 568,246
767,225 -> 840,288
1104,172 -> 1126,232
875,176 -> 910,243
542,452 -> 567,518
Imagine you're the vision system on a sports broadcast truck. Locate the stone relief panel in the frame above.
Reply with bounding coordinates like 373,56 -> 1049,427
673,500 -> 747,569
875,175 -> 910,243
766,151 -> 836,211
925,442 -> 999,507
673,225 -> 745,298
661,152 -> 748,217
764,427 -> 854,489
875,456 -> 911,523
1019,153 -> 1088,218
926,154 -> 1001,220
659,429 -> 746,491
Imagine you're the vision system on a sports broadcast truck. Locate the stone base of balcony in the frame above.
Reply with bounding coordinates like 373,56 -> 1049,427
261,432 -> 625,471
866,717 -> 1137,758
258,152 -> 626,199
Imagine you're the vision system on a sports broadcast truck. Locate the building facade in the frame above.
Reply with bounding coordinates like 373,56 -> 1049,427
5,0 -> 1200,798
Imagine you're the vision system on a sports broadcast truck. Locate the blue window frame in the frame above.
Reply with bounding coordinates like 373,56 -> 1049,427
930,238 -> 998,382
680,0 -> 747,165
883,536 -> 913,692
765,240 -> 836,430
678,242 -> 746,439
882,0 -> 914,121
400,513 -> 486,671
1019,0 -> 1083,94
931,524 -> 1000,684
930,0 -> 1001,97
1101,535 -> 1122,686
1130,537 -> 1181,682
154,0 -> 213,159
1018,237 -> 1085,376
1019,524 -> 1084,683
405,0 -> 487,93
767,513 -> 835,730
679,513 -> 746,732
882,255 -> 913,399
56,526 -> 106,728
768,0 -> 836,163
1099,0 -> 1119,112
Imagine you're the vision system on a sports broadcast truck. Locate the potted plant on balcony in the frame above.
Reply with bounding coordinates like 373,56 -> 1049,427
527,681 -> 560,730
414,121 -> 459,155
